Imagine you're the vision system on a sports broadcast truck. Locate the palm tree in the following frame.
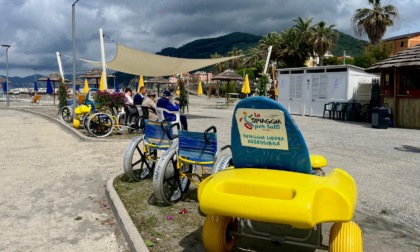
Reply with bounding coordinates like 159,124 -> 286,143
311,21 -> 339,66
258,32 -> 282,62
227,47 -> 243,70
243,47 -> 264,67
293,17 -> 313,35
278,28 -> 308,67
352,0 -> 399,45
210,52 -> 227,74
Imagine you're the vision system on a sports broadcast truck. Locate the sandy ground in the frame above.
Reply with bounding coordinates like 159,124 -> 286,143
2,95 -> 420,251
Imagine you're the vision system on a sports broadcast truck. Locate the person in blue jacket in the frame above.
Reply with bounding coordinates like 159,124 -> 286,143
157,90 -> 188,130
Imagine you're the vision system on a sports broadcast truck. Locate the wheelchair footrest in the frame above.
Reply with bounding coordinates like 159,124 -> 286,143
198,168 -> 357,229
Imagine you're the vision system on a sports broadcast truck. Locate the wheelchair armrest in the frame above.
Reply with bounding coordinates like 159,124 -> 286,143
220,145 -> 231,152
163,121 -> 180,140
204,126 -> 217,145
156,107 -> 180,122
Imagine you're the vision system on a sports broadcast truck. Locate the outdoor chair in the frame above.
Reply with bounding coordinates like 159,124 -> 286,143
322,102 -> 335,119
359,103 -> 372,122
156,107 -> 181,127
30,94 -> 41,106
333,102 -> 348,120
123,105 -> 139,125
197,96 -> 362,251
344,102 -> 361,121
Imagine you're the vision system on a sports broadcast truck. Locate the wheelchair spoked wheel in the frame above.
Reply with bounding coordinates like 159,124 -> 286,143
153,148 -> 191,205
86,112 -> 114,137
59,106 -> 72,123
82,113 -> 91,129
329,221 -> 363,252
202,215 -> 237,252
123,136 -> 156,181
212,154 -> 233,173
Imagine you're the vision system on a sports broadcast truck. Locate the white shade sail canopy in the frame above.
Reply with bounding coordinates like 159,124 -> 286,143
83,43 -> 241,77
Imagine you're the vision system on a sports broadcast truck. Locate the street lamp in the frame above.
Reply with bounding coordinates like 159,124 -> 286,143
2,44 -> 11,107
72,0 -> 80,119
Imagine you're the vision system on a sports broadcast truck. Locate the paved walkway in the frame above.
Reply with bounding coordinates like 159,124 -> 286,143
1,95 -> 420,251
0,108 -> 130,251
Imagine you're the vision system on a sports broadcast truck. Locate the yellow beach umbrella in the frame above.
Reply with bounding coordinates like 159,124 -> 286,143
275,80 -> 278,96
83,79 -> 89,94
99,71 -> 105,91
241,74 -> 251,96
197,81 -> 203,95
137,75 -> 144,93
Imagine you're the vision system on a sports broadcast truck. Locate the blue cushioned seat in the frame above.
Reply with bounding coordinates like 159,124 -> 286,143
178,131 -> 217,165
231,96 -> 311,174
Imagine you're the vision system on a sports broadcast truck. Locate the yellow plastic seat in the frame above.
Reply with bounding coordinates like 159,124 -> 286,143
198,168 -> 357,229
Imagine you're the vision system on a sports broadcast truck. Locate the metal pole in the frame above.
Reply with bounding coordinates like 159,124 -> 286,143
343,50 -> 346,65
72,0 -> 80,119
33,67 -> 37,82
263,46 -> 273,75
99,28 -> 107,90
2,45 -> 11,107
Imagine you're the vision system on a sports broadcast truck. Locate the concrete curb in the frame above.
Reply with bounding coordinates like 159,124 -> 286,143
12,107 -> 108,142
106,174 -> 149,252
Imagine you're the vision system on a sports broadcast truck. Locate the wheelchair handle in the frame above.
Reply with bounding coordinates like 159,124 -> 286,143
220,145 -> 231,151
204,126 -> 217,145
164,122 -> 180,140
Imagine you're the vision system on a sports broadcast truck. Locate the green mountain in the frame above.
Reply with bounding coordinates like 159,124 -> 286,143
331,31 -> 367,57
158,31 -> 366,59
157,32 -> 261,58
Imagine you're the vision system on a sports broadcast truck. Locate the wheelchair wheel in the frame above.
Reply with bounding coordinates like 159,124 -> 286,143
329,221 -> 363,252
87,112 -> 113,137
59,106 -> 72,123
127,122 -> 139,134
82,113 -> 91,129
202,215 -> 237,252
123,136 -> 156,181
212,154 -> 233,174
153,148 -> 191,205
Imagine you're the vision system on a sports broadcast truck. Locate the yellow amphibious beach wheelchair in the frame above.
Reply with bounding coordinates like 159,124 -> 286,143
197,96 -> 362,251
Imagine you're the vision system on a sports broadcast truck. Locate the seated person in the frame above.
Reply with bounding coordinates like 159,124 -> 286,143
124,88 -> 139,122
156,90 -> 188,130
142,90 -> 158,121
133,86 -> 146,105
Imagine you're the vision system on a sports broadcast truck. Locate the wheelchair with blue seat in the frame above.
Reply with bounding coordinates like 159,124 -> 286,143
123,119 -> 177,181
197,96 -> 362,252
152,124 -> 230,205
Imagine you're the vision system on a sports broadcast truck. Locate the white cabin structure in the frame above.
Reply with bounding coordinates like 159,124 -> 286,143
277,65 -> 379,117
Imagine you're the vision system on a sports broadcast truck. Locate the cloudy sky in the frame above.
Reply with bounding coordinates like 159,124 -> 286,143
0,0 -> 419,77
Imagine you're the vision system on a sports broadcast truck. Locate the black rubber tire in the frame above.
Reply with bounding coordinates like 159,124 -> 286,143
123,136 -> 156,181
153,148 -> 191,205
59,106 -> 72,123
86,112 -> 113,137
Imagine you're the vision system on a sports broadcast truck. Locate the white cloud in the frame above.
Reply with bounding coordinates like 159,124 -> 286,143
0,0 -> 419,77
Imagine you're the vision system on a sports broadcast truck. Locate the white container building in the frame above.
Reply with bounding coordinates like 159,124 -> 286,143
277,65 -> 379,117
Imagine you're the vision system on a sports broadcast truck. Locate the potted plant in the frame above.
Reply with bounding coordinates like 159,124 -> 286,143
110,92 -> 126,109
93,90 -> 112,109
178,79 -> 189,113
